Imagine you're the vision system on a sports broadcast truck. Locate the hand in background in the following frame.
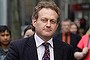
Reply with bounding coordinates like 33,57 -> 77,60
82,47 -> 88,55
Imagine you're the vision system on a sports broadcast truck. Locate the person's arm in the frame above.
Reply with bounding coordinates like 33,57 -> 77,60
4,41 -> 19,60
74,47 -> 88,60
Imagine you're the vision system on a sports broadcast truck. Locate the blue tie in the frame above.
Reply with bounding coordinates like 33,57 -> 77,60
42,43 -> 50,60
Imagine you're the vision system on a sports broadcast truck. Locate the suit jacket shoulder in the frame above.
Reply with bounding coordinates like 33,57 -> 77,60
53,38 -> 74,60
5,36 -> 38,60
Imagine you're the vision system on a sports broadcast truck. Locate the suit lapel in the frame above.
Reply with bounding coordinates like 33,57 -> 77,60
25,36 -> 38,60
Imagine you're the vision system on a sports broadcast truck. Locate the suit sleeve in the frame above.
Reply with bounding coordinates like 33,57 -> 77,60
4,41 -> 19,60
67,45 -> 74,60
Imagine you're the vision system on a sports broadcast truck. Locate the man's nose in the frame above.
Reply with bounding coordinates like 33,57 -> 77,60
46,21 -> 51,27
4,36 -> 7,39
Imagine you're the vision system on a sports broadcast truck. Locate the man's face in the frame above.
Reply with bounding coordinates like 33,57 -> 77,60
0,30 -> 11,45
32,8 -> 58,38
61,21 -> 71,33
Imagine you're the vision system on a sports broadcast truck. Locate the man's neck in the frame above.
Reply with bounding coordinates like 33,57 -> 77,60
1,44 -> 9,49
35,33 -> 52,42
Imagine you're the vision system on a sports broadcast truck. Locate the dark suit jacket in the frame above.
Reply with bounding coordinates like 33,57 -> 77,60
54,32 -> 81,50
5,35 -> 74,60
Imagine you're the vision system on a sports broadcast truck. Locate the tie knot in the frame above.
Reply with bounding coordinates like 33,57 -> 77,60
42,42 -> 50,47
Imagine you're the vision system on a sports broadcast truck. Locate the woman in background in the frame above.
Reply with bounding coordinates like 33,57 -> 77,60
70,22 -> 79,34
74,28 -> 90,60
23,24 -> 35,38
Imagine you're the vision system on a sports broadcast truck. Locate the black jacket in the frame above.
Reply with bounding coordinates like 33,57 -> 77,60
5,35 -> 74,60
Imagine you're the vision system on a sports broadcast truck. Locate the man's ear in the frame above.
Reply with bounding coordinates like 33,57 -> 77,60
32,19 -> 37,27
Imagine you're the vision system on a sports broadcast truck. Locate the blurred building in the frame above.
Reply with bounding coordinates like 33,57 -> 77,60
0,0 -> 7,25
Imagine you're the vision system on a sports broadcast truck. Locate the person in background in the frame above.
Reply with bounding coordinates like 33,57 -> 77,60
74,28 -> 90,60
5,0 -> 73,60
70,22 -> 79,34
60,19 -> 71,33
23,24 -> 35,38
74,18 -> 80,28
74,18 -> 84,37
0,25 -> 11,60
54,19 -> 81,50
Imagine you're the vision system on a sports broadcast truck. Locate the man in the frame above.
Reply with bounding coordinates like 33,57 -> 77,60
54,19 -> 81,50
5,0 -> 73,60
0,25 -> 11,60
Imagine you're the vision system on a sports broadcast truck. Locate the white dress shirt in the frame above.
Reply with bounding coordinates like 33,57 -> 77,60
34,33 -> 54,60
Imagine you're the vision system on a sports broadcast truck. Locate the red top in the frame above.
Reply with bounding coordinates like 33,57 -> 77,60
77,34 -> 90,60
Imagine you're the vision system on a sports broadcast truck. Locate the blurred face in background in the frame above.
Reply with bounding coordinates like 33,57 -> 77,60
74,19 -> 80,28
70,24 -> 78,34
0,30 -> 11,46
24,29 -> 34,38
61,20 -> 71,33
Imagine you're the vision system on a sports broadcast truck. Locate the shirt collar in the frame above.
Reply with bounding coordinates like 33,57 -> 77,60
34,33 -> 53,48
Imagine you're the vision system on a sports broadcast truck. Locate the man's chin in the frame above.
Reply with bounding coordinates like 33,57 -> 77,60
2,43 -> 10,46
43,34 -> 52,37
